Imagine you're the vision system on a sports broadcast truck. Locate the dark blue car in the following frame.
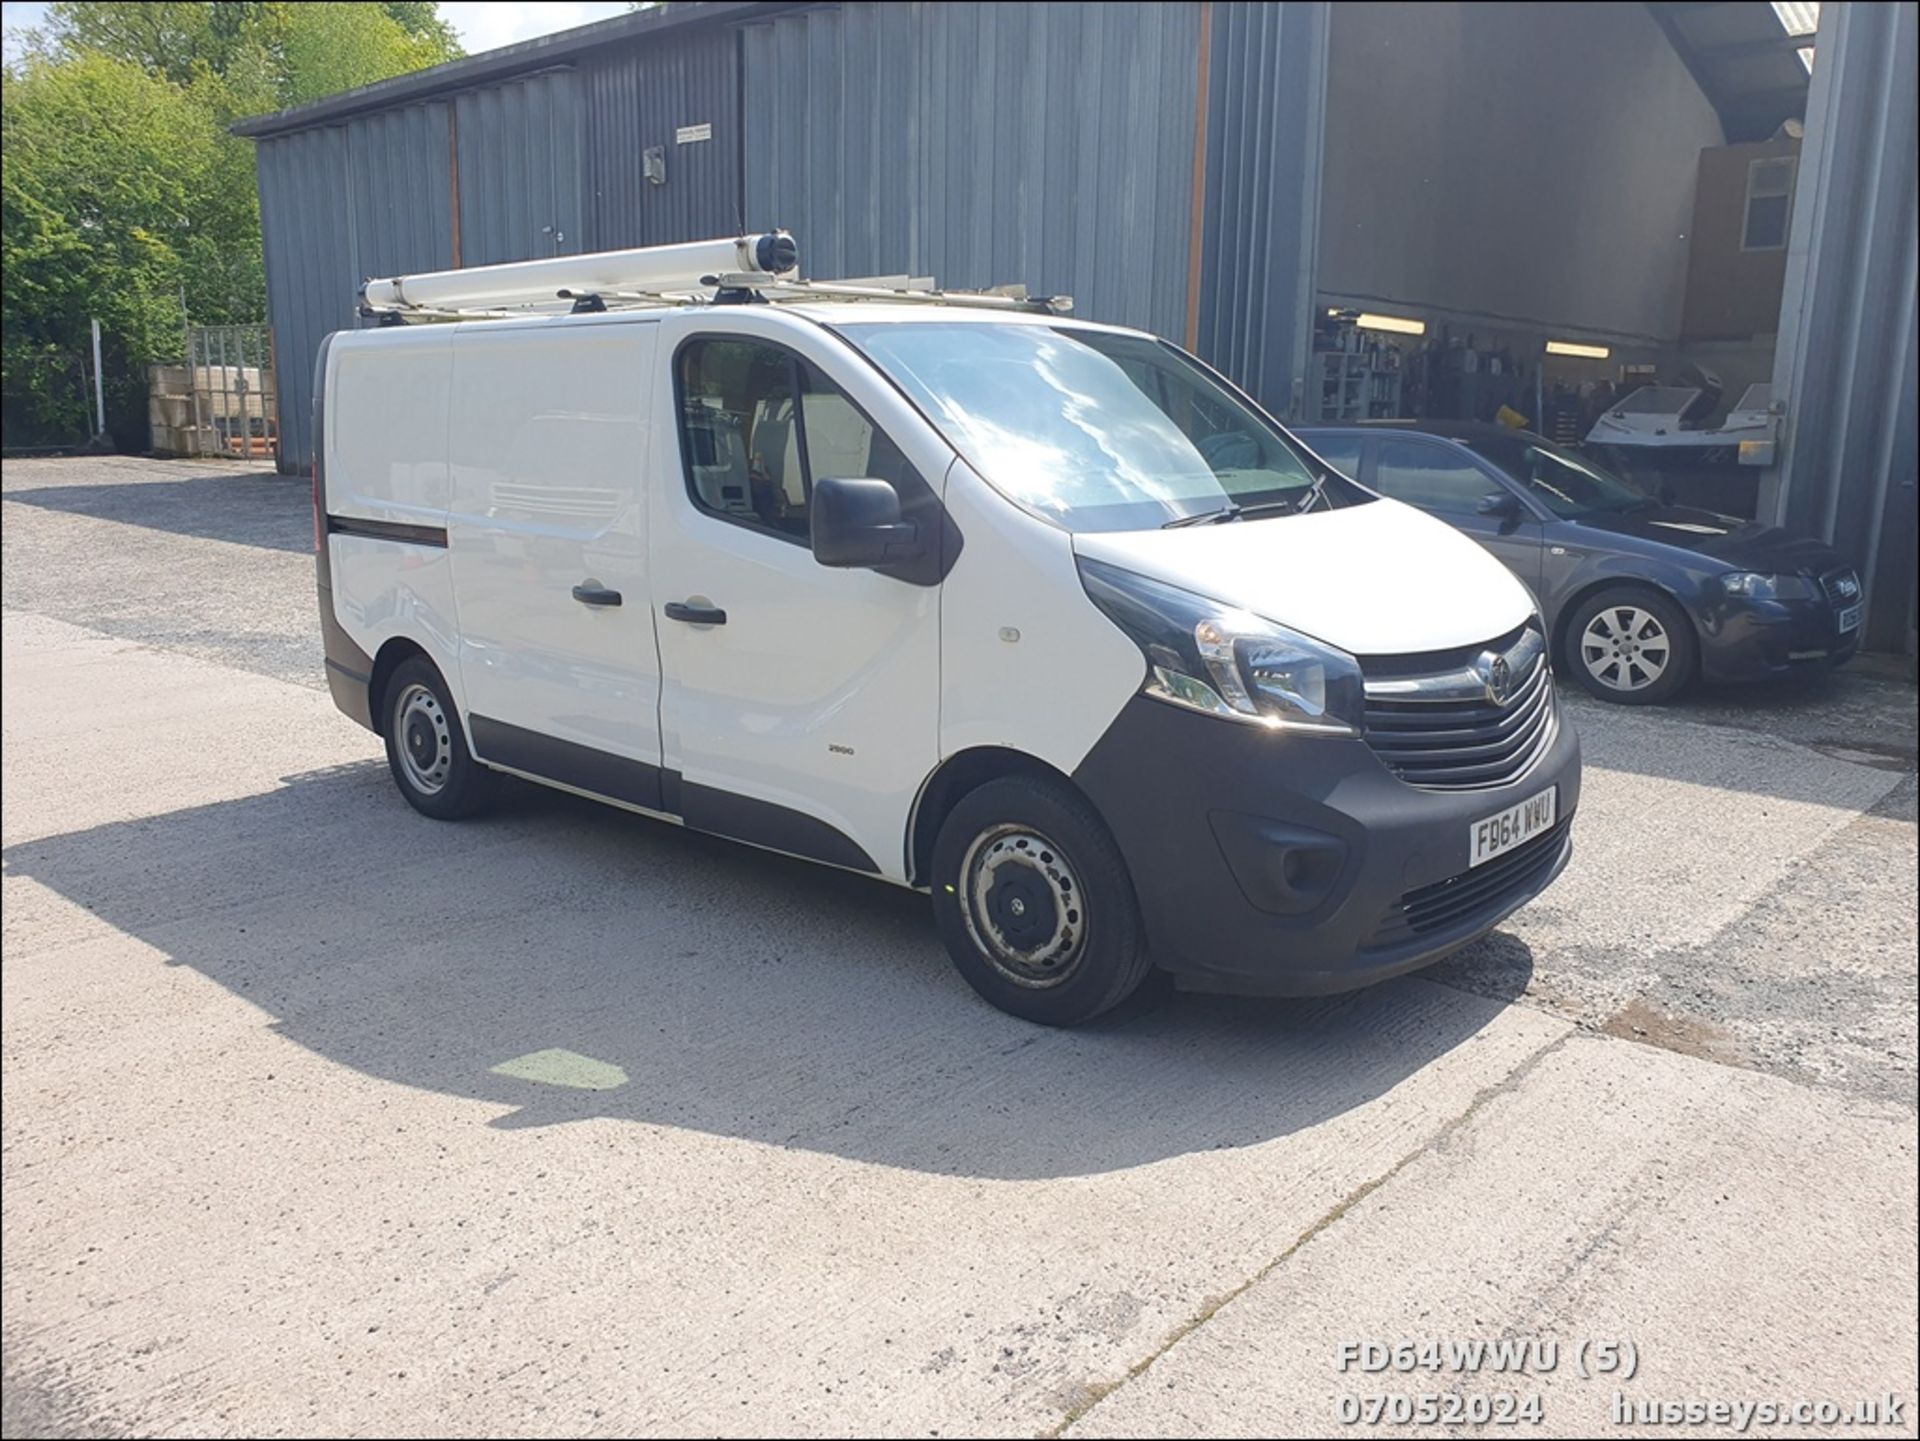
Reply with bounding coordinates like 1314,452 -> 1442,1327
1292,421 -> 1861,705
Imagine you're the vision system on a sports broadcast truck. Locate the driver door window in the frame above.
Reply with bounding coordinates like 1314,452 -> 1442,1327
677,339 -> 915,543
1373,439 -> 1502,516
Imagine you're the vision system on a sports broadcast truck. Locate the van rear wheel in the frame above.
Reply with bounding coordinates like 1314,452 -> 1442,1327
931,775 -> 1154,1026
380,656 -> 497,820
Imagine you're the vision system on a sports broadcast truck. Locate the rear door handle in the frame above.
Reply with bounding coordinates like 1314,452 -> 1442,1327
572,581 -> 623,607
664,600 -> 727,626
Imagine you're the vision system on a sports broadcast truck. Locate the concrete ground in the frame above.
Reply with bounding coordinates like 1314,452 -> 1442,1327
3,456 -> 1915,1438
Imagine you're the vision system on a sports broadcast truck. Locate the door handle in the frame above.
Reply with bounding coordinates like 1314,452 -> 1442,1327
664,600 -> 727,626
572,581 -> 623,607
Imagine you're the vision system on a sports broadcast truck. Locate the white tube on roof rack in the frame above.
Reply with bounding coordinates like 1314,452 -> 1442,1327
360,232 -> 797,313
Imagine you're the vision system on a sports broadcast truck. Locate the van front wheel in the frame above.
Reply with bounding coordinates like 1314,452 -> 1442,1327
930,775 -> 1154,1026
380,656 -> 497,820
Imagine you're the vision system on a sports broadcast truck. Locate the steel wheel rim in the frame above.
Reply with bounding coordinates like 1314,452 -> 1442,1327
959,824 -> 1087,989
394,682 -> 453,794
1580,605 -> 1671,692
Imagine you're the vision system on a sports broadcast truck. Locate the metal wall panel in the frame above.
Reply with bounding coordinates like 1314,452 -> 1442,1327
455,69 -> 586,266
1196,1 -> 1329,420
256,127 -> 352,473
347,103 -> 456,279
256,102 -> 455,473
1764,1 -> 1918,652
584,30 -> 742,248
741,1 -> 1200,340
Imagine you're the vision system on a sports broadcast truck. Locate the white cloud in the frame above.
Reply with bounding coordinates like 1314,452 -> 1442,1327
439,2 -> 633,57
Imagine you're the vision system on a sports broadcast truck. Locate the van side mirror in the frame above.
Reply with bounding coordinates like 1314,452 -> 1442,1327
1476,491 -> 1521,519
810,477 -> 925,569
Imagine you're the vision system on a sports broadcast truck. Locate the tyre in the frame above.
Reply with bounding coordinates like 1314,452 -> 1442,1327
930,774 -> 1154,1026
1563,586 -> 1696,705
379,656 -> 498,819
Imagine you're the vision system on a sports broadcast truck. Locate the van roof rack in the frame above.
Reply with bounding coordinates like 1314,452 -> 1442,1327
356,233 -> 1071,324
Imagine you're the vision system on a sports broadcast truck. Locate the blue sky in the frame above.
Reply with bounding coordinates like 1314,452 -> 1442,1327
2,2 -> 633,64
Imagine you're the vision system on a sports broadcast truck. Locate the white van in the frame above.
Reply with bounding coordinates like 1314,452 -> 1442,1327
317,239 -> 1579,1025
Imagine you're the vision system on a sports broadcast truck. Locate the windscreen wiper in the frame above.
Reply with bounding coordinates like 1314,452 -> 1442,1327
1230,477 -> 1332,521
1162,504 -> 1244,528
1285,472 -> 1333,514
1163,475 -> 1336,528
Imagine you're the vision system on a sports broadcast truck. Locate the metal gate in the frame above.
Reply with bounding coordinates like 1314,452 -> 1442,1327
151,325 -> 278,462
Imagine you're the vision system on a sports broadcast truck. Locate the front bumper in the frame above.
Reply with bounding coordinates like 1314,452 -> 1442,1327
1699,597 -> 1861,683
1070,695 -> 1582,996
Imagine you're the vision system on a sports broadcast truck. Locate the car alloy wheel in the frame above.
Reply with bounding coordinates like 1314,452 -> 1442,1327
1580,605 -> 1671,694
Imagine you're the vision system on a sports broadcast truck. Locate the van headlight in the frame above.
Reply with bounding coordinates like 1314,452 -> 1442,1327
1078,558 -> 1364,735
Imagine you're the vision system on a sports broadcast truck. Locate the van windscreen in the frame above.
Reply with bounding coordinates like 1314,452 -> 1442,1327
839,322 -> 1363,532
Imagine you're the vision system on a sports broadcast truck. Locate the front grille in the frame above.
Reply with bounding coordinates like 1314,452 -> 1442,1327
1367,818 -> 1570,949
1821,567 -> 1861,607
1362,626 -> 1557,791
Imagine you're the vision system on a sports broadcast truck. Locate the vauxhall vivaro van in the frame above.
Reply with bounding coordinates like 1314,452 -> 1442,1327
317,236 -> 1579,1025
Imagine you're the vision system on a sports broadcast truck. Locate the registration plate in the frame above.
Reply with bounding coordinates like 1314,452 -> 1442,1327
1470,787 -> 1556,868
1837,604 -> 1861,634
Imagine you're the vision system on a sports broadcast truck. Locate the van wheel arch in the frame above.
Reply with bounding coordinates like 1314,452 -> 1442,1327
368,638 -> 433,728
907,747 -> 1085,888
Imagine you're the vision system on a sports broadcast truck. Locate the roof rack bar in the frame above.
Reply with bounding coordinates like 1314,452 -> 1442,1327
357,302 -> 524,323
707,275 -> 1072,314
557,288 -> 701,302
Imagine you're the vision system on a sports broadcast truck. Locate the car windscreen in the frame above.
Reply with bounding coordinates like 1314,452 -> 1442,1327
1462,432 -> 1654,518
837,322 -> 1368,532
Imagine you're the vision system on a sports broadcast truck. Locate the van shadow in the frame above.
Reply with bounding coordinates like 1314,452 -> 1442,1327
3,762 -> 1535,1180
2,472 -> 310,553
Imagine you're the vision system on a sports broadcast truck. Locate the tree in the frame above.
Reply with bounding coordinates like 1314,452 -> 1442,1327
2,52 -> 253,441
33,2 -> 464,110
3,4 -> 463,447
278,3 -> 461,105
380,2 -> 462,60
29,3 -> 230,88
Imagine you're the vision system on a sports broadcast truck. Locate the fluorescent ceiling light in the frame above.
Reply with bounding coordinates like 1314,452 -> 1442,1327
1545,339 -> 1610,359
1771,2 -> 1818,37
1772,1 -> 1818,68
1354,313 -> 1425,335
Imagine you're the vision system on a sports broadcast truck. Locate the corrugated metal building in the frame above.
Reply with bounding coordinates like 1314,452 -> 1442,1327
1761,0 -> 1917,660
236,0 -> 1323,481
235,0 -> 1915,653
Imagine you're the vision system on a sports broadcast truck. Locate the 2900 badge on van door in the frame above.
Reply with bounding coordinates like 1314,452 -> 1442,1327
1470,788 -> 1556,867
